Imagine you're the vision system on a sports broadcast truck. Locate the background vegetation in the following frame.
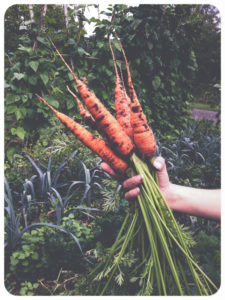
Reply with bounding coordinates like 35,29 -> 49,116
4,4 -> 220,295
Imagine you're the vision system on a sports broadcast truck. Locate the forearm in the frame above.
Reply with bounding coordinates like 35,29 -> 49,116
167,184 -> 221,221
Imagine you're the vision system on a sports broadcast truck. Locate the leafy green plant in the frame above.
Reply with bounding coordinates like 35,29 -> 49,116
18,149 -> 78,203
4,177 -> 83,255
20,281 -> 39,296
158,120 -> 220,188
5,4 -> 215,163
7,214 -> 94,287
193,232 -> 220,287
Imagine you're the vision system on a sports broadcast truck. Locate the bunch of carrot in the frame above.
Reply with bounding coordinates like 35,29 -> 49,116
36,35 -> 217,295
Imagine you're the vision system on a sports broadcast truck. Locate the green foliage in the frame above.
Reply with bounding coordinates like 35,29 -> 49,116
158,119 -> 220,188
4,4 -> 221,296
5,119 -> 220,295
109,4 -> 198,135
20,281 -> 39,296
8,215 -> 94,286
191,6 -> 220,86
4,4 -> 91,161
193,232 -> 220,287
192,83 -> 221,108
5,4 -> 220,161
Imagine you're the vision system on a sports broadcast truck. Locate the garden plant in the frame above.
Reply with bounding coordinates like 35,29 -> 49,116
4,4 -> 220,296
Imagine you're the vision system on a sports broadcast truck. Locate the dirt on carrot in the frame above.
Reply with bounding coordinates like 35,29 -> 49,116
108,36 -> 133,139
36,93 -> 129,175
66,85 -> 96,128
114,32 -> 156,158
51,41 -> 134,158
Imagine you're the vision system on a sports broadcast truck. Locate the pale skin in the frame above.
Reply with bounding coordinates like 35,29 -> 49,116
101,156 -> 221,221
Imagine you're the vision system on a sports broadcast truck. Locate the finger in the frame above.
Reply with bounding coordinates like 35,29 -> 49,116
100,162 -> 118,178
152,156 -> 165,171
123,174 -> 144,190
125,187 -> 140,199
152,157 -> 170,189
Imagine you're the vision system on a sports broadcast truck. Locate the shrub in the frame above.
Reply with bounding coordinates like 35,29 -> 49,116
158,120 -> 220,188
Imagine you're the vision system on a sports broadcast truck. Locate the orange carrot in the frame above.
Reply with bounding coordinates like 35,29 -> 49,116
114,33 -> 156,158
66,85 -> 96,128
51,41 -> 134,157
108,36 -> 133,139
118,66 -> 133,115
67,85 -> 111,142
36,94 -> 128,175
118,65 -> 132,109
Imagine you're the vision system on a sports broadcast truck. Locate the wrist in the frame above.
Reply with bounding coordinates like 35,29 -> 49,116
163,183 -> 180,211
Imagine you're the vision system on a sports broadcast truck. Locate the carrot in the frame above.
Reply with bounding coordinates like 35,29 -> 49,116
114,33 -> 156,158
108,36 -> 133,139
51,41 -> 134,157
66,85 -> 96,128
119,66 -> 132,113
36,94 -> 128,175
67,85 -> 111,143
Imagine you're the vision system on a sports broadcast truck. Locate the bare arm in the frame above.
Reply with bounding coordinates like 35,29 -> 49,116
166,183 -> 221,220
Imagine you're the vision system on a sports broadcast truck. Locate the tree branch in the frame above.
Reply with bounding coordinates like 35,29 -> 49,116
32,5 -> 47,52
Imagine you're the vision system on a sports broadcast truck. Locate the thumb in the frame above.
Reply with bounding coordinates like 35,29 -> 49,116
152,157 -> 170,190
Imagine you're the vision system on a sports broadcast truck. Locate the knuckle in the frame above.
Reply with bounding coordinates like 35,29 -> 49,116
125,187 -> 140,199
123,175 -> 143,190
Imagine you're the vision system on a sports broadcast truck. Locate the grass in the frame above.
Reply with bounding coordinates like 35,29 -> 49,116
189,102 -> 220,112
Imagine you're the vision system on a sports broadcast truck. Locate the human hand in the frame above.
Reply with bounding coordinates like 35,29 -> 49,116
100,156 -> 171,202
100,162 -> 144,199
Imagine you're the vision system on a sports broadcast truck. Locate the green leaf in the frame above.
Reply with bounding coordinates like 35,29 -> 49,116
31,252 -> 39,260
66,97 -> 75,110
77,47 -> 90,56
18,45 -> 33,55
20,287 -> 27,295
22,95 -> 28,103
115,272 -> 124,286
5,93 -> 16,104
97,41 -> 104,49
28,75 -> 38,85
44,96 -> 59,108
13,73 -> 24,81
152,76 -> 161,90
15,110 -> 22,120
18,253 -> 26,259
7,105 -> 17,114
14,108 -> 26,120
112,40 -> 121,52
14,95 -> 21,102
68,38 -> 76,45
29,61 -> 39,72
12,252 -> 19,258
68,73 -> 74,81
40,73 -> 49,86
105,69 -> 113,77
147,41 -> 153,50
22,260 -> 29,266
37,36 -> 48,45
130,277 -> 139,283
11,127 -> 26,139
10,257 -> 18,266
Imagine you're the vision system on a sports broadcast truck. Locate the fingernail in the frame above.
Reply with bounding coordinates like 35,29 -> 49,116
138,174 -> 144,181
135,187 -> 140,194
153,161 -> 162,170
